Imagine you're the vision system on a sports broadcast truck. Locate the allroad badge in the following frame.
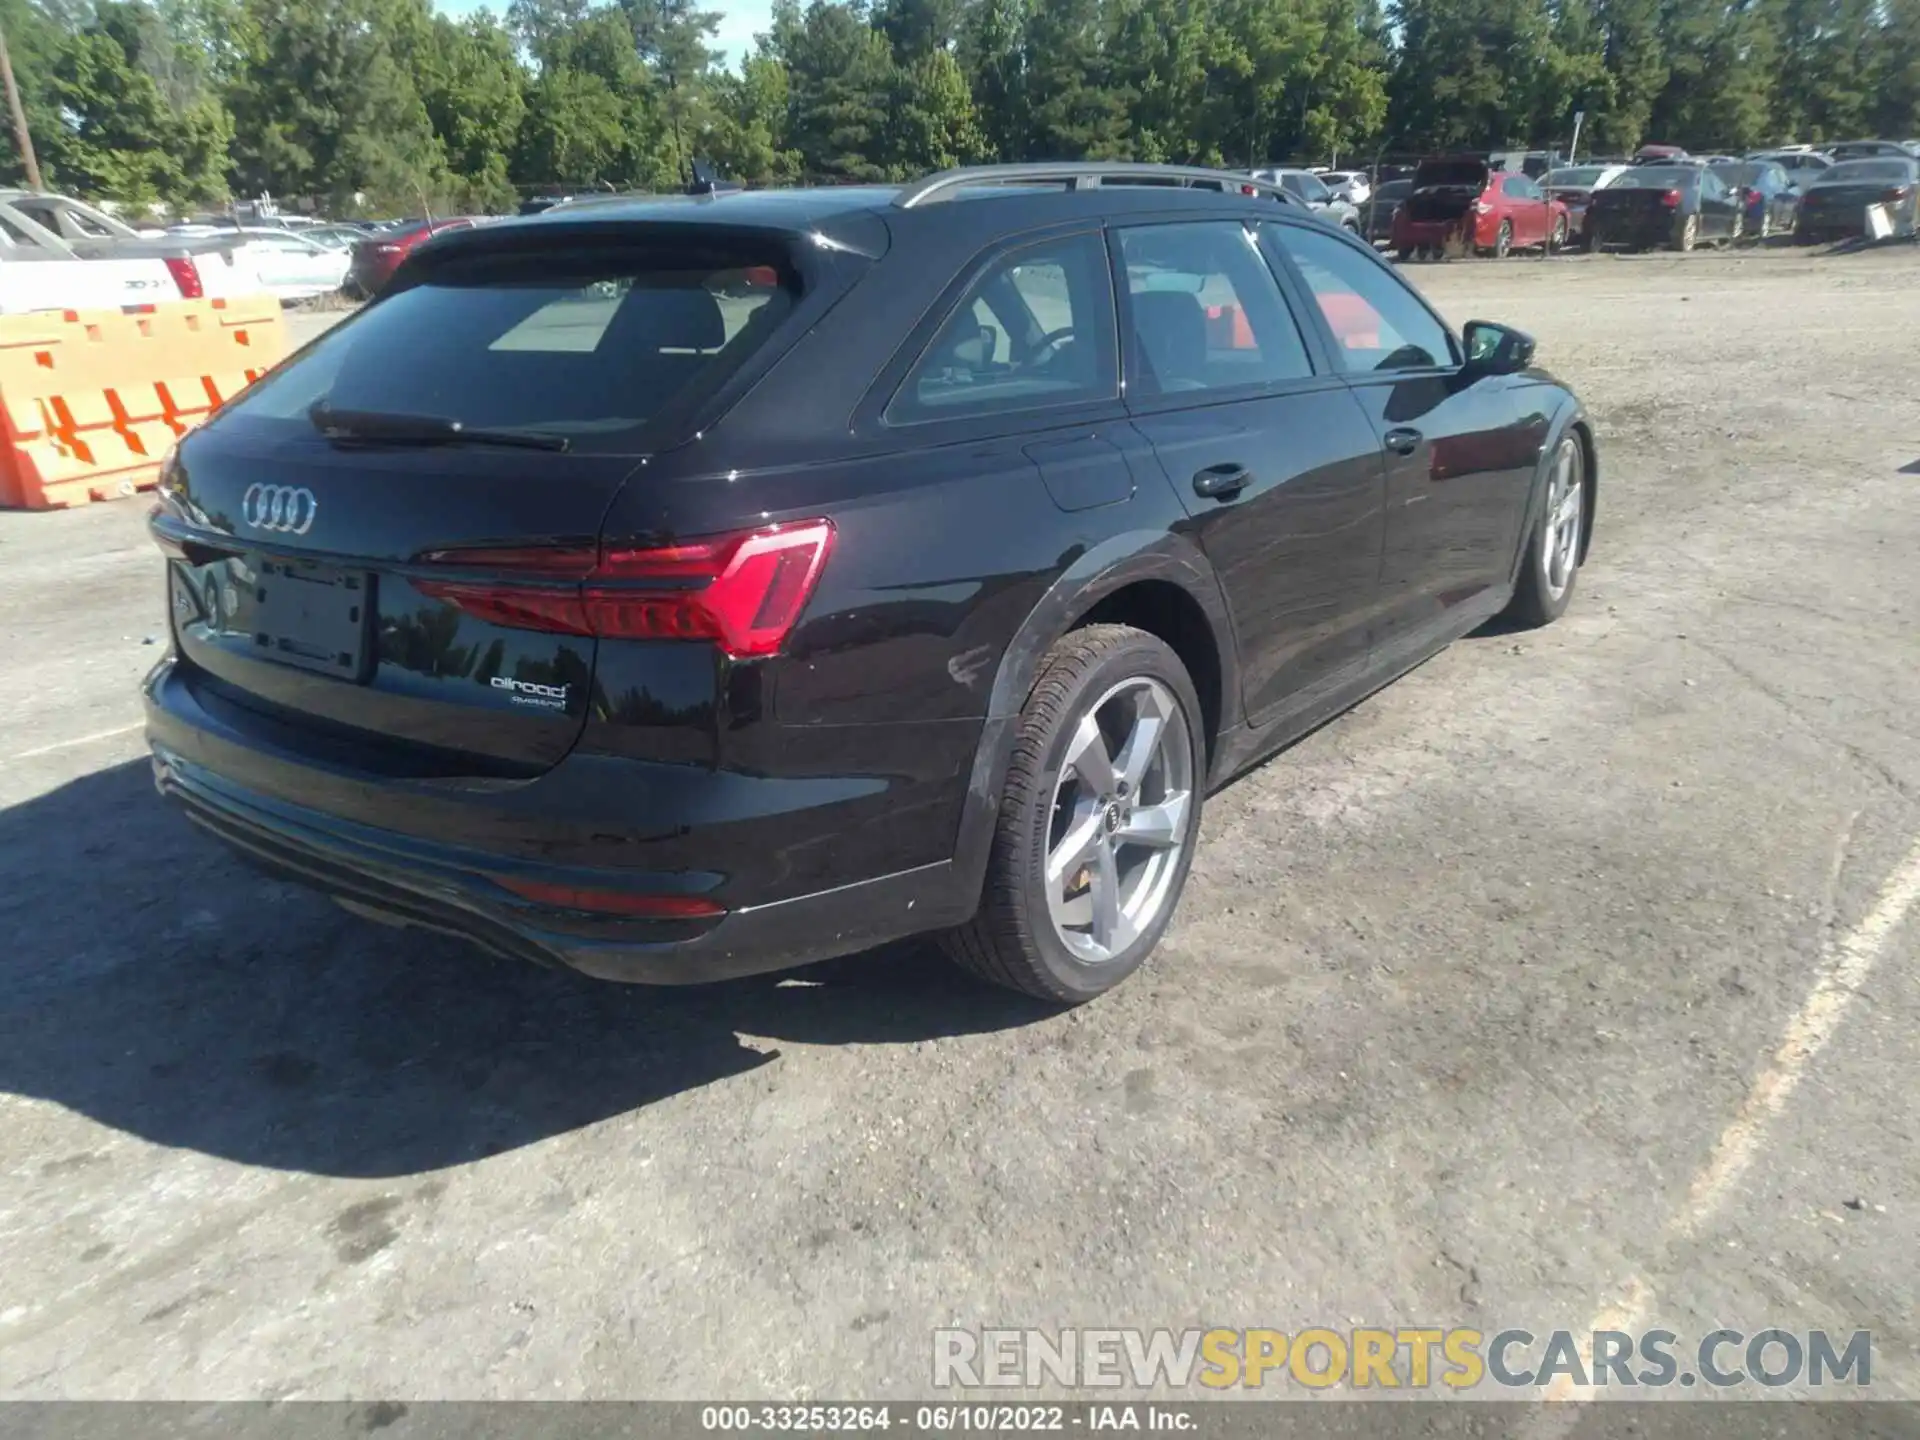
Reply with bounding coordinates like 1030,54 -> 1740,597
241,484 -> 318,535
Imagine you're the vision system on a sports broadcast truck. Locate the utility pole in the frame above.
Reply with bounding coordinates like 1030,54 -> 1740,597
0,19 -> 43,191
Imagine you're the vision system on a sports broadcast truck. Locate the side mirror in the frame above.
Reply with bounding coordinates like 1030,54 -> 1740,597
1462,320 -> 1537,375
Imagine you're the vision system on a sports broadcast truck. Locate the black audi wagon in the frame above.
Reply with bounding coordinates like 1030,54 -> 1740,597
145,164 -> 1597,1003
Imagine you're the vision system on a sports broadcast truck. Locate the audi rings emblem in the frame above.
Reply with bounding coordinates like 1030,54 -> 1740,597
241,484 -> 318,535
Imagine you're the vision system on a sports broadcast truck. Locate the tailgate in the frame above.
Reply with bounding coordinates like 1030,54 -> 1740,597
151,235 -> 804,777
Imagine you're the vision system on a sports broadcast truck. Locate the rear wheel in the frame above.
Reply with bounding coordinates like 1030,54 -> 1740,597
1503,435 -> 1585,629
1395,246 -> 1414,263
1675,213 -> 1699,252
1727,212 -> 1744,244
1757,210 -> 1773,241
1493,220 -> 1514,258
943,625 -> 1205,1003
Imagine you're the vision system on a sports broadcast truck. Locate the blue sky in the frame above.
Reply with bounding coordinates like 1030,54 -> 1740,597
435,0 -> 775,68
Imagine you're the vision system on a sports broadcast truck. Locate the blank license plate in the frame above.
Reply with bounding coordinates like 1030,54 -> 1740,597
251,558 -> 373,680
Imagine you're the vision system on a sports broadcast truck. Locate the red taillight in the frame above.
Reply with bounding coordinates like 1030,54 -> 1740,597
491,877 -> 726,918
415,519 -> 836,659
162,255 -> 203,299
1660,189 -> 1682,208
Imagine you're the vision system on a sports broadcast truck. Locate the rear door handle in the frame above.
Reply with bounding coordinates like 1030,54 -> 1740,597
1384,427 -> 1423,456
1192,463 -> 1252,500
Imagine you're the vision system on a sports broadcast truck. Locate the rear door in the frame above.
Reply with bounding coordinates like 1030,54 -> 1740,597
154,243 -> 802,773
1266,223 -> 1548,661
1500,175 -> 1546,244
1697,170 -> 1740,235
1115,217 -> 1386,724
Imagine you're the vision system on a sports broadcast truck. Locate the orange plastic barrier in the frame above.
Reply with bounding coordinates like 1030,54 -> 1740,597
1204,303 -> 1257,350
0,296 -> 286,510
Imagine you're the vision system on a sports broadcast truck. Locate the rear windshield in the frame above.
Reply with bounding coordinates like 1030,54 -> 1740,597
1820,160 -> 1913,182
222,248 -> 795,452
1609,167 -> 1696,188
1415,161 -> 1487,188
1712,163 -> 1764,185
1544,167 -> 1609,187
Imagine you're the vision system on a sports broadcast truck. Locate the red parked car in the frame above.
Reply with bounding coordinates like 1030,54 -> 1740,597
347,217 -> 480,297
1391,157 -> 1572,259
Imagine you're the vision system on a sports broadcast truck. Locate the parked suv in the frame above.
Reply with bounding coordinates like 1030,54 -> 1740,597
145,164 -> 1597,1003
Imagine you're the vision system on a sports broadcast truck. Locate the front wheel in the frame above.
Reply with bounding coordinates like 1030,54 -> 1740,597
1502,435 -> 1585,629
1550,215 -> 1569,250
943,625 -> 1205,1003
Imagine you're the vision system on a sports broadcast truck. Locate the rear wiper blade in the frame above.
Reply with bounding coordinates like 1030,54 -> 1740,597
308,404 -> 570,453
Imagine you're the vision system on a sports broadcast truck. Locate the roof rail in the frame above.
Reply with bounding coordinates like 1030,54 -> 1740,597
894,163 -> 1297,209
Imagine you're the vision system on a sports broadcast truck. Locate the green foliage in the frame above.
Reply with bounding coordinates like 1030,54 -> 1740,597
0,0 -> 1912,211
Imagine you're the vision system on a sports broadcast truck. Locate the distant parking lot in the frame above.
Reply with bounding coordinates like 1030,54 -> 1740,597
2,245 -> 1917,1399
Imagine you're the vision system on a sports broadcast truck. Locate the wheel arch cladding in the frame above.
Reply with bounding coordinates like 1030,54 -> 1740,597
1072,580 -> 1224,768
948,533 -> 1236,906
1570,416 -> 1598,563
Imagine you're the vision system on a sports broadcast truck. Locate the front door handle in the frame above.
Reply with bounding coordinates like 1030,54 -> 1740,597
1192,463 -> 1252,500
1384,427 -> 1423,456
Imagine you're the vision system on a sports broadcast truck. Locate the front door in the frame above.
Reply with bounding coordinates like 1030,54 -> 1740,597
1265,223 -> 1550,662
1113,219 -> 1387,725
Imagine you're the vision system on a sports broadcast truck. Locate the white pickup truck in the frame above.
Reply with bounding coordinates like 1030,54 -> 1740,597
0,190 -> 264,314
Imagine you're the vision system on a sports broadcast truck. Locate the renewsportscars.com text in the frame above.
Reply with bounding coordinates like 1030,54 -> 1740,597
932,1327 -> 1872,1391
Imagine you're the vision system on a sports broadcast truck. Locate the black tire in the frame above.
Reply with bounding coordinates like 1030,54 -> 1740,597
1493,220 -> 1513,258
1674,213 -> 1699,252
1550,216 -> 1569,251
942,624 -> 1205,1003
1502,433 -> 1586,629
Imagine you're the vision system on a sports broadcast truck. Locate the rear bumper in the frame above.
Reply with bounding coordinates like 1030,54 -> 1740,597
1393,218 -> 1473,248
1587,214 -> 1681,246
144,657 -> 981,983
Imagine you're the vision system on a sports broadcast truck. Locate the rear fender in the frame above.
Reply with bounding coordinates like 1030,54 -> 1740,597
948,530 -> 1236,907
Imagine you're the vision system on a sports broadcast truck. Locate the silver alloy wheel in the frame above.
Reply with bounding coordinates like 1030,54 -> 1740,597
1543,438 -> 1583,599
1680,214 -> 1698,251
1044,676 -> 1194,965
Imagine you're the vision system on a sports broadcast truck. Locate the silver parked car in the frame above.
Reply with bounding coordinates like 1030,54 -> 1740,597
1250,168 -> 1363,234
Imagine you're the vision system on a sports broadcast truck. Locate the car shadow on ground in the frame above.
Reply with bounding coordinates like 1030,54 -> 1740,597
0,760 -> 1057,1180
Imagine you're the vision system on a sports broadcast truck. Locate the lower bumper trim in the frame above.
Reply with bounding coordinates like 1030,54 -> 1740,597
155,751 -> 978,985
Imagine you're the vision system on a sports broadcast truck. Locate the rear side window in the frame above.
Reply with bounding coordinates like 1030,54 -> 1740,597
1268,225 -> 1455,373
1118,222 -> 1313,395
887,232 -> 1117,424
222,250 -> 795,452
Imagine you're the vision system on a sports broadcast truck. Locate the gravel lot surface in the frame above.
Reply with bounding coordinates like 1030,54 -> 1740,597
2,247 -> 1917,1403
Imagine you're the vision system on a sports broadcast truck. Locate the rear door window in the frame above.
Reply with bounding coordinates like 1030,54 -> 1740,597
222,250 -> 796,452
1117,222 -> 1313,396
886,232 -> 1117,423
